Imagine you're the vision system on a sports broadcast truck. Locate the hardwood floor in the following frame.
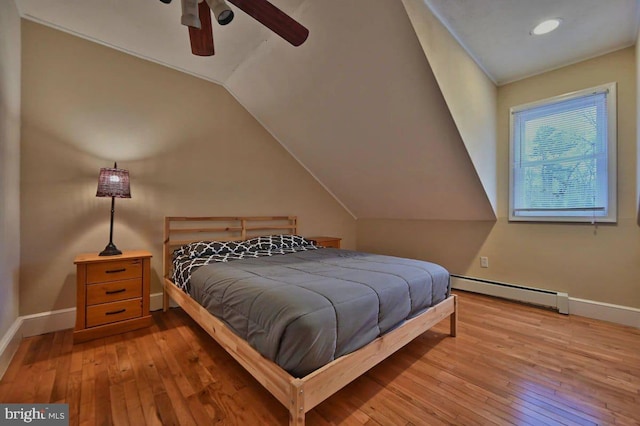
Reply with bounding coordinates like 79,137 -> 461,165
1,291 -> 638,425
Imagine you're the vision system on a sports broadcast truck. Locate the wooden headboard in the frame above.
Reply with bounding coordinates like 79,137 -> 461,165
163,216 -> 297,279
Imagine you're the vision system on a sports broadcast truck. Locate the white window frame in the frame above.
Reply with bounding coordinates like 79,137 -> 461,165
509,82 -> 617,223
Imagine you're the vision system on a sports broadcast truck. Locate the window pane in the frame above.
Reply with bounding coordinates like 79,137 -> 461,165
515,157 -> 604,216
510,84 -> 615,222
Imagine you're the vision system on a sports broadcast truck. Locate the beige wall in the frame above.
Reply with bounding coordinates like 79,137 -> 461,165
401,0 -> 498,215
637,29 -> 640,225
359,47 -> 640,309
20,21 -> 356,316
0,0 -> 21,338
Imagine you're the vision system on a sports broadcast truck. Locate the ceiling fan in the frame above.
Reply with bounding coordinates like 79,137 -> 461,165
159,0 -> 309,56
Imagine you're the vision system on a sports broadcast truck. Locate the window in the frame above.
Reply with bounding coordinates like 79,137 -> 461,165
509,83 -> 617,223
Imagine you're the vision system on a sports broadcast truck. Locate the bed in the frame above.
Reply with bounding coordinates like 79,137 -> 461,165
163,216 -> 457,425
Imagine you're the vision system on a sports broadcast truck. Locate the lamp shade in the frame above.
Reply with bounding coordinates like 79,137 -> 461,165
96,166 -> 131,198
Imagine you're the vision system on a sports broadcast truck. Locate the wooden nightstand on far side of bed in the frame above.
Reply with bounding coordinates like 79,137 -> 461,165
308,236 -> 341,249
73,250 -> 153,343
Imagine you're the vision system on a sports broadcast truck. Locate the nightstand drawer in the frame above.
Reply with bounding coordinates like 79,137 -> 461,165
87,278 -> 142,305
86,299 -> 142,327
86,259 -> 142,284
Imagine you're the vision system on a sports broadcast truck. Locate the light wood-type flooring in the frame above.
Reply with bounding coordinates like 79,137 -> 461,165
1,291 -> 639,425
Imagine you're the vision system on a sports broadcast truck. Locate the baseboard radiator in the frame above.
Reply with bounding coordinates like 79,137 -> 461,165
451,275 -> 569,314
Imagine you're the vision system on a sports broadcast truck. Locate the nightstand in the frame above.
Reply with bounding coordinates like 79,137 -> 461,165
308,236 -> 341,249
74,250 -> 152,343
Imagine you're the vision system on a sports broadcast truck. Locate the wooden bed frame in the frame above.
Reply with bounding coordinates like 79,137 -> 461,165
162,216 -> 457,426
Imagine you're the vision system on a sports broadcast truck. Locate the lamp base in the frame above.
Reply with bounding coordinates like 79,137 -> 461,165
99,242 -> 122,256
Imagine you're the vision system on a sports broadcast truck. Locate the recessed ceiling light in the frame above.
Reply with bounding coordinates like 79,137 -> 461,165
531,18 -> 562,35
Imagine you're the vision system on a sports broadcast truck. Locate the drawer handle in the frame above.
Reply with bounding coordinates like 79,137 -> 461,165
105,288 -> 126,295
105,268 -> 126,274
105,309 -> 126,316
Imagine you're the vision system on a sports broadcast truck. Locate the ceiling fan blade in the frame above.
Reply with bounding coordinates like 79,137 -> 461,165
188,1 -> 215,56
227,0 -> 308,47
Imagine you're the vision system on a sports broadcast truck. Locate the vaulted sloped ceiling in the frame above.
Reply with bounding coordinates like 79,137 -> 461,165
401,0 -> 498,216
16,0 -> 496,220
225,0 -> 495,220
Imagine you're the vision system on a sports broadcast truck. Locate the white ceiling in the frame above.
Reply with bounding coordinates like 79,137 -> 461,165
13,0 -> 640,220
423,0 -> 640,84
17,0 -> 638,86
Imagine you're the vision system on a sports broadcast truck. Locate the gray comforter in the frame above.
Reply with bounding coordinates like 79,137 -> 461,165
189,248 -> 450,377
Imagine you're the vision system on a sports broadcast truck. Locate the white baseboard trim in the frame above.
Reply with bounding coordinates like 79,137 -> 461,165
150,292 -> 165,312
0,317 -> 23,379
569,297 -> 640,329
19,308 -> 76,338
452,275 -> 639,328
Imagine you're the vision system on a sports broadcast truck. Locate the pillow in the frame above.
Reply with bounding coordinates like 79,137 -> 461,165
183,240 -> 242,259
280,234 -> 315,248
177,235 -> 316,259
172,245 -> 188,259
243,235 -> 315,251
242,236 -> 278,252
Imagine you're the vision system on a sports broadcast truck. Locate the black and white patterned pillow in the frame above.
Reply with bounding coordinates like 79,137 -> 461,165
174,235 -> 316,261
281,235 -> 313,248
184,240 -> 243,259
243,235 -> 315,251
172,245 -> 188,259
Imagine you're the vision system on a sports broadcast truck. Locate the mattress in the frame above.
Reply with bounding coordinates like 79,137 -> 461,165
173,237 -> 450,377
